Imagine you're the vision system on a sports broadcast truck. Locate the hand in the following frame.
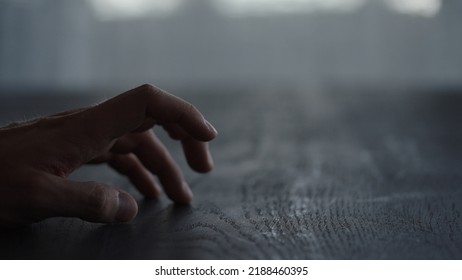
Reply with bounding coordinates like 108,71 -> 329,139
0,84 -> 217,227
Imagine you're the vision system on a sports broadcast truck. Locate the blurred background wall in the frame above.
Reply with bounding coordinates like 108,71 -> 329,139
0,0 -> 461,93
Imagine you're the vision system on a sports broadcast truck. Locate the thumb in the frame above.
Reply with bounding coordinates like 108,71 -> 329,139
47,176 -> 138,223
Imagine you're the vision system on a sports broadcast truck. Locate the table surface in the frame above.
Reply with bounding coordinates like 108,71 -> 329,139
0,86 -> 461,259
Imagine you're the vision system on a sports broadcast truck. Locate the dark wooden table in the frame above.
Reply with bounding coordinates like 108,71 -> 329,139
0,86 -> 461,259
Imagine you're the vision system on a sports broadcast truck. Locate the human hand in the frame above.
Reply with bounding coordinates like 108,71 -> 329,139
0,84 -> 217,227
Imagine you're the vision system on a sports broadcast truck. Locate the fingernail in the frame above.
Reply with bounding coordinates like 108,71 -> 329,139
182,181 -> 194,202
116,192 -> 137,222
204,120 -> 218,135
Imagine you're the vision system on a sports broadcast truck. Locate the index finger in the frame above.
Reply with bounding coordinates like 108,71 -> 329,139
79,84 -> 217,143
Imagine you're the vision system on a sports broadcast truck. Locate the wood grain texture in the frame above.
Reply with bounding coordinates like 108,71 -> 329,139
0,86 -> 461,259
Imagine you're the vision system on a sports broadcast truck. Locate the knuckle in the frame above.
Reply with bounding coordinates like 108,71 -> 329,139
135,83 -> 163,103
178,103 -> 198,123
124,159 -> 139,173
86,183 -> 113,219
139,83 -> 155,93
115,156 -> 138,174
138,83 -> 162,98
